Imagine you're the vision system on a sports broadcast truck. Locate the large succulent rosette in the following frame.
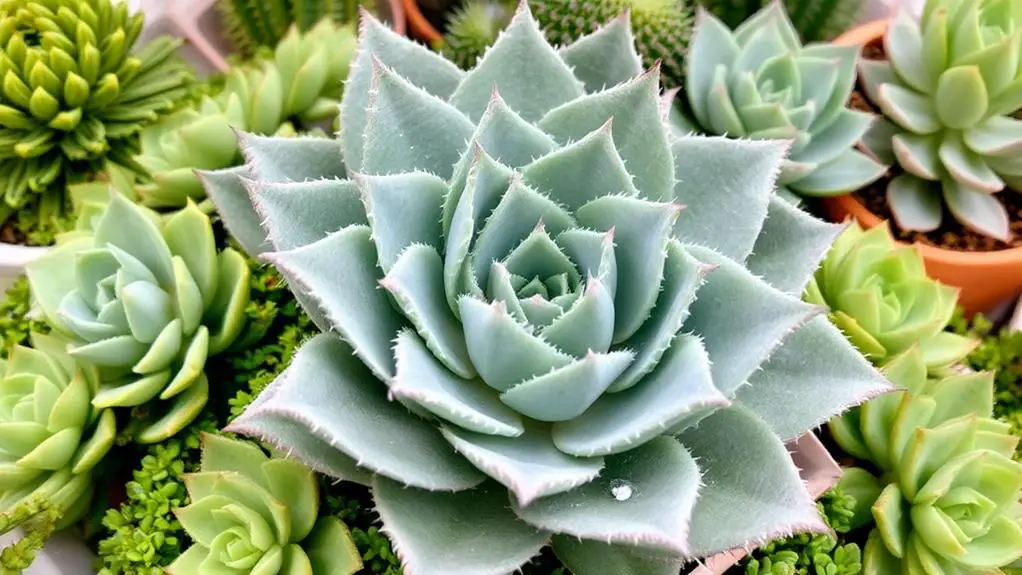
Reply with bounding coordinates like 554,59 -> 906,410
200,6 -> 890,574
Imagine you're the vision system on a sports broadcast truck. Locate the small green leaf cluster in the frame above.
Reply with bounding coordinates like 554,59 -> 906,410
0,277 -> 47,356
95,414 -> 216,575
742,487 -> 863,575
0,496 -> 60,573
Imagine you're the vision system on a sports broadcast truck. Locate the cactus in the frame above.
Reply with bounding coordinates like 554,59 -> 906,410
0,333 -> 115,529
24,193 -> 251,443
0,0 -> 193,224
831,348 -> 1022,574
805,220 -> 977,374
859,0 -> 1022,241
697,0 -> 864,43
530,0 -> 693,89
440,0 -> 514,70
198,6 -> 891,573
685,3 -> 886,200
169,434 -> 362,575
217,0 -> 366,57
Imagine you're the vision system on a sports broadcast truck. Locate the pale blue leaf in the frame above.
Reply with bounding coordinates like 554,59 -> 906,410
358,171 -> 446,272
248,178 -> 366,252
553,536 -> 684,575
239,133 -> 346,182
198,166 -> 270,256
557,14 -> 643,93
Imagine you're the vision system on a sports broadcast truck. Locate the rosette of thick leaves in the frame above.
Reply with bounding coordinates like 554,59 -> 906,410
199,6 -> 891,574
170,434 -> 362,575
859,0 -> 1022,241
0,332 -> 115,528
133,19 -> 354,210
830,348 -> 1022,574
685,3 -> 885,200
24,193 -> 250,443
805,220 -> 976,375
0,0 -> 193,215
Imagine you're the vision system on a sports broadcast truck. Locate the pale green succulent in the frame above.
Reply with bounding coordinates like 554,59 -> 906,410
859,0 -> 1022,241
831,348 -> 1022,574
805,220 -> 977,375
0,332 -> 115,528
685,3 -> 886,201
24,193 -> 250,444
170,434 -> 362,575
133,20 -> 354,210
0,0 -> 193,220
199,7 -> 892,574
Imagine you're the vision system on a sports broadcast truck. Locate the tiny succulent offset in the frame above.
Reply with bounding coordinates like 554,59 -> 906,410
134,20 -> 353,209
831,348 -> 1022,574
859,0 -> 1022,241
25,192 -> 250,443
530,0 -> 692,89
0,332 -> 115,528
805,220 -> 977,375
170,434 -> 362,575
201,5 -> 891,574
0,0 -> 193,220
685,2 -> 886,201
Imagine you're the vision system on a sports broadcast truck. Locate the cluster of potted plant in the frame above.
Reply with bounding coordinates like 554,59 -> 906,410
0,0 -> 1020,574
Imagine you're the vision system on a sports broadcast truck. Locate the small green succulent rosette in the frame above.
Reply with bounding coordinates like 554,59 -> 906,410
859,0 -> 1022,241
0,332 -> 115,528
199,6 -> 892,574
831,348 -> 1022,574
132,19 -> 354,210
684,3 -> 886,201
24,192 -> 250,444
804,220 -> 977,375
0,0 -> 193,218
169,434 -> 362,575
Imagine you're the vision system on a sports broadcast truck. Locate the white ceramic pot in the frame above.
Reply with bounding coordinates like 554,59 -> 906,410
0,529 -> 96,575
0,243 -> 49,294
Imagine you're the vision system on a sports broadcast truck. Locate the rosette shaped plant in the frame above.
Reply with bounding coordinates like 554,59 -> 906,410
200,6 -> 891,573
133,20 -> 354,209
859,0 -> 1022,241
685,3 -> 886,200
805,220 -> 977,374
170,434 -> 362,575
0,0 -> 193,216
24,193 -> 250,443
0,332 -> 115,527
830,348 -> 1022,574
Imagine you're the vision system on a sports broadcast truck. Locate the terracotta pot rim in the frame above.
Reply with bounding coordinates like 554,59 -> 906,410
402,0 -> 442,43
830,20 -> 1022,268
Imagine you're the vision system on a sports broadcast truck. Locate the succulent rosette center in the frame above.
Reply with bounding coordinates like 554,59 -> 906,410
199,6 -> 891,573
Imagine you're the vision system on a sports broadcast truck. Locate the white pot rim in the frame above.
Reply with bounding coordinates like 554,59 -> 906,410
0,241 -> 51,267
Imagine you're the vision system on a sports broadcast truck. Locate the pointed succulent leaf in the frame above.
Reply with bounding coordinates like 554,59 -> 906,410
557,14 -> 643,93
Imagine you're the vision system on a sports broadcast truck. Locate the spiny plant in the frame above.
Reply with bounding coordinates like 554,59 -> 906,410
805,220 -> 977,375
440,0 -> 515,70
24,193 -> 251,444
134,20 -> 353,209
685,2 -> 885,201
169,434 -> 362,575
859,0 -> 1022,241
199,6 -> 891,573
831,347 -> 1022,574
529,0 -> 692,89
0,332 -> 115,530
696,0 -> 864,43
0,0 -> 193,224
217,0 -> 365,58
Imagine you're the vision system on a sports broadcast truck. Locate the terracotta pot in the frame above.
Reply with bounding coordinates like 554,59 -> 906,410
140,0 -> 408,76
402,0 -> 443,43
822,20 -> 1022,316
685,433 -> 843,575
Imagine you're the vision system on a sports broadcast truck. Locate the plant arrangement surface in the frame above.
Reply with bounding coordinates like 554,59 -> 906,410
683,2 -> 886,202
198,5 -> 893,573
0,0 -> 193,238
824,0 -> 1022,315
